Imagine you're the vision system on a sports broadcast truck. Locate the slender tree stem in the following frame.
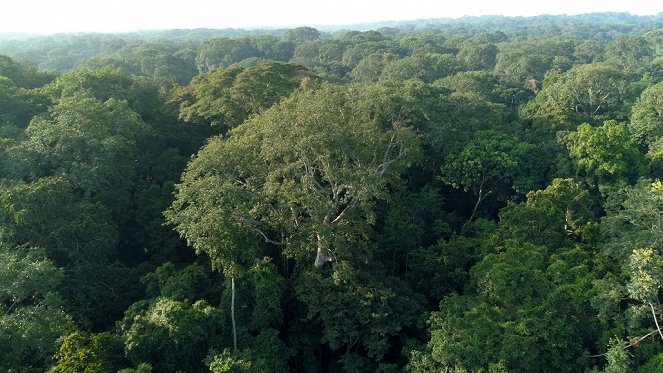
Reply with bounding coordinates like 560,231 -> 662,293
231,276 -> 237,352
650,302 -> 663,341
467,173 -> 491,223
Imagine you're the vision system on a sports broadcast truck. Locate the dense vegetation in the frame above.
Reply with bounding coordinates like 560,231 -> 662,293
3,12 -> 663,372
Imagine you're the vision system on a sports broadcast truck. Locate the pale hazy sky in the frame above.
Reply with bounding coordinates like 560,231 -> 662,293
0,0 -> 661,34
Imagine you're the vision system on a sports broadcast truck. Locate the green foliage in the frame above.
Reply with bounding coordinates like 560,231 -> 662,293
591,276 -> 626,325
519,69 -> 583,128
0,242 -> 75,371
0,305 -> 75,372
627,248 -> 663,303
605,35 -> 653,73
574,39 -> 605,64
117,363 -> 153,373
397,33 -> 446,55
638,352 -> 663,373
422,93 -> 514,168
208,349 -> 253,372
563,121 -> 646,185
247,258 -> 285,330
21,92 -> 150,213
82,42 -> 198,89
559,63 -> 632,121
342,39 -> 402,70
441,130 -> 544,219
0,76 -> 49,127
142,262 -> 217,302
406,237 -> 475,303
167,83 -> 421,271
379,53 -> 462,83
417,240 -> 591,372
590,179 -> 663,369
603,338 -> 632,373
470,241 -> 549,309
283,27 -> 321,42
296,262 -> 424,359
420,294 -> 504,370
350,52 -> 398,82
0,243 -> 63,308
525,63 -> 633,124
457,43 -> 498,71
494,178 -> 598,247
630,81 -> 663,147
291,39 -> 351,72
249,35 -> 295,61
4,17 -> 663,373
0,54 -> 55,88
434,71 -> 500,102
51,331 -> 125,373
647,137 -> 663,176
119,298 -> 224,372
174,62 -> 312,130
602,180 -> 663,260
0,176 -> 140,328
375,183 -> 451,282
493,50 -> 548,86
46,66 -> 163,122
208,329 -> 291,372
0,177 -> 117,265
196,38 -> 260,72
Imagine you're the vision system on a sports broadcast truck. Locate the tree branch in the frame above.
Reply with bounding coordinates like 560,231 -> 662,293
255,228 -> 286,246
237,216 -> 285,245
650,302 -> 663,341
5,300 -> 17,315
303,159 -> 328,198
589,329 -> 658,358
467,173 -> 492,223
331,200 -> 356,224
376,131 -> 403,178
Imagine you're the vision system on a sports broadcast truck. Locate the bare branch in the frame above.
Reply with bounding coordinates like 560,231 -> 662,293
377,131 -> 404,178
650,302 -> 663,341
331,200 -> 356,224
237,216 -> 285,245
589,330 -> 658,358
5,300 -> 17,315
238,216 -> 261,225
290,207 -> 301,228
254,227 -> 286,246
303,159 -> 329,198
311,178 -> 327,198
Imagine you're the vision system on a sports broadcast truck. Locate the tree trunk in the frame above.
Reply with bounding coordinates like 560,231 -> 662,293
314,233 -> 333,267
468,188 -> 491,223
468,192 -> 483,223
467,173 -> 491,223
231,276 -> 237,352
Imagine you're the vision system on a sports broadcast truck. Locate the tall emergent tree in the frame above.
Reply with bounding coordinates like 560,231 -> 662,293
166,83 -> 421,366
166,82 -> 420,269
